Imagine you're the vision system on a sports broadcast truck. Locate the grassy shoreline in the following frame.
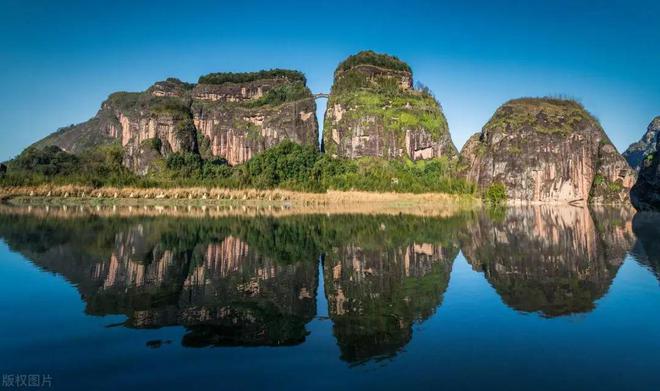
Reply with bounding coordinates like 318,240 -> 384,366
0,185 -> 480,217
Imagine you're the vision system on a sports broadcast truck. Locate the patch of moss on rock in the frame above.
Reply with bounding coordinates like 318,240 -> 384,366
484,98 -> 597,136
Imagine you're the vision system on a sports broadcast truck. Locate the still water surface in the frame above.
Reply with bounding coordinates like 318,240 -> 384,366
0,206 -> 659,390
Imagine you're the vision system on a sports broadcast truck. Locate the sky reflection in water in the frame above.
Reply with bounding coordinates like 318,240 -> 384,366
0,206 -> 659,390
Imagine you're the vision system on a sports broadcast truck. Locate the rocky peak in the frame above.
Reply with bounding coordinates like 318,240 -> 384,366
460,98 -> 636,204
323,51 -> 457,160
623,116 -> 660,172
332,50 -> 413,93
147,78 -> 194,98
631,130 -> 660,210
193,69 -> 306,102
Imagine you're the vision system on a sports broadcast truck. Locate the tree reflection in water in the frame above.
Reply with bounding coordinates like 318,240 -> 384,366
0,205 -> 637,363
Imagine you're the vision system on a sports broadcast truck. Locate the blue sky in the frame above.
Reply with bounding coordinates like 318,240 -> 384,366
0,0 -> 658,161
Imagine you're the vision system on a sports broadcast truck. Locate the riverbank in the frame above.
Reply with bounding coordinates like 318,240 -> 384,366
0,185 -> 480,217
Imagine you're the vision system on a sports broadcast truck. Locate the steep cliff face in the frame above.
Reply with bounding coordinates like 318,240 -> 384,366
323,51 -> 457,160
30,71 -> 318,174
191,72 -> 318,165
631,136 -> 660,211
623,116 -> 660,172
103,84 -> 198,174
460,98 -> 636,204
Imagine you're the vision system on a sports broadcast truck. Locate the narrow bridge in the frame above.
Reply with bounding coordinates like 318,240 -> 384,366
313,93 -> 329,99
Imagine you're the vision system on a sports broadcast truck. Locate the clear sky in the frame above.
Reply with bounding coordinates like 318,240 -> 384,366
1,0 -> 658,161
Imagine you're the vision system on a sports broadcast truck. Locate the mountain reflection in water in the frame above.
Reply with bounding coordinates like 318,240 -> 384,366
461,206 -> 636,316
0,205 -> 645,364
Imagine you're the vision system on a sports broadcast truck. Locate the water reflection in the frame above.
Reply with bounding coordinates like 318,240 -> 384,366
0,205 -> 640,363
322,218 -> 460,363
631,212 -> 660,281
461,206 -> 635,317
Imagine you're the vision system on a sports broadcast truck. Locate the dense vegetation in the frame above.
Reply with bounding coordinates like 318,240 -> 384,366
1,144 -> 138,187
150,77 -> 194,91
0,141 -> 476,195
198,69 -> 306,85
336,50 -> 411,74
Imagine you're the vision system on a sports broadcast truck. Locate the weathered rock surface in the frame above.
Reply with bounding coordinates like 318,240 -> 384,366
29,71 -> 318,173
191,92 -> 317,165
460,98 -> 636,204
631,135 -> 660,210
623,116 -> 660,171
323,51 -> 457,160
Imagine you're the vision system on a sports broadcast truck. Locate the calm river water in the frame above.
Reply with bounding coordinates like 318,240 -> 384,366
0,206 -> 659,390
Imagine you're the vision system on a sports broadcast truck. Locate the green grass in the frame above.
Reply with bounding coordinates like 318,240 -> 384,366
327,90 -> 448,141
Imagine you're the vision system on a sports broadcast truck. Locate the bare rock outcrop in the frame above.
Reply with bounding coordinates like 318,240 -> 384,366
631,135 -> 660,211
623,116 -> 660,172
323,51 -> 457,160
460,98 -> 636,204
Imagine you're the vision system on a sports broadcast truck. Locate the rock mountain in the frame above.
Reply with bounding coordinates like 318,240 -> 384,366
460,98 -> 636,204
623,116 -> 660,172
631,132 -> 660,210
31,70 -> 319,174
323,51 -> 458,160
21,51 -> 642,205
